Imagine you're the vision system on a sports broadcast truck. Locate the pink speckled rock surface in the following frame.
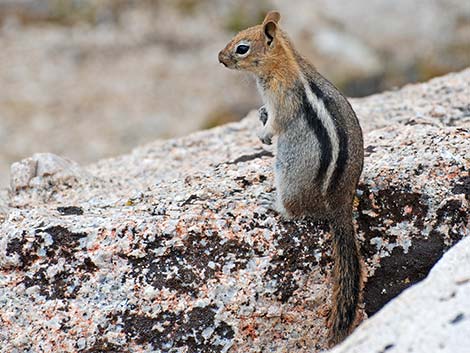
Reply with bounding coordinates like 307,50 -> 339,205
0,69 -> 469,352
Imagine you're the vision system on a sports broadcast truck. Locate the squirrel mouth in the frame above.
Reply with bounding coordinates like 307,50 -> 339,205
218,51 -> 230,67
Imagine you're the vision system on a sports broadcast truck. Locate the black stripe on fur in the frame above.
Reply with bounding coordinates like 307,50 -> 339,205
300,89 -> 332,183
308,80 -> 349,188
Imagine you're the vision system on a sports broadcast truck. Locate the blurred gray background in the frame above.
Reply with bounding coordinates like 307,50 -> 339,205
0,0 -> 469,187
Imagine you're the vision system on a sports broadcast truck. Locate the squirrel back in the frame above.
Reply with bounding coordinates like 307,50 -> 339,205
219,11 -> 364,346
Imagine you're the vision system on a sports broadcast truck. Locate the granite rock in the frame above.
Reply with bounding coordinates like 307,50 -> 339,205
10,153 -> 92,191
329,236 -> 470,353
0,70 -> 469,352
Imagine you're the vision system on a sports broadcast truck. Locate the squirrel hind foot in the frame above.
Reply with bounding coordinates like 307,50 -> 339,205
258,192 -> 297,220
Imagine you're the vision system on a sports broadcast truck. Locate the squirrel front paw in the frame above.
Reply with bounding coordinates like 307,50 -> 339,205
257,106 -> 272,144
257,130 -> 273,145
258,106 -> 268,126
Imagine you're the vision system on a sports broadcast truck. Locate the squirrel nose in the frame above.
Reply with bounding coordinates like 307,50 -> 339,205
218,51 -> 228,67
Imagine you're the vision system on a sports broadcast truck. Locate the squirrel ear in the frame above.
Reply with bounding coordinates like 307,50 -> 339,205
263,21 -> 277,46
262,11 -> 281,25
262,11 -> 280,46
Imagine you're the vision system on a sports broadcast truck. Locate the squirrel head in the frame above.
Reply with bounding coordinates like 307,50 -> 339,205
218,11 -> 283,75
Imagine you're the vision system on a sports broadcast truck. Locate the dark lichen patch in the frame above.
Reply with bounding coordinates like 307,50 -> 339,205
7,226 -> 89,294
6,232 -> 40,269
7,227 -> 87,270
435,199 -> 468,244
364,231 -> 445,316
23,268 -> 81,300
122,228 -> 253,296
78,257 -> 99,272
234,175 -> 252,188
436,199 -> 467,226
358,185 -> 429,231
120,306 -> 234,351
451,175 -> 470,197
57,206 -> 84,215
21,226 -> 88,268
15,227 -> 90,299
121,311 -> 175,347
57,206 -> 83,216
42,225 -> 87,252
81,338 -> 127,353
182,230 -> 254,273
357,185 -> 429,258
266,220 -> 331,303
6,234 -> 25,258
124,247 -> 200,296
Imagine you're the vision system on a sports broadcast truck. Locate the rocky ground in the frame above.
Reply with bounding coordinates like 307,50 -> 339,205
0,69 -> 469,352
330,236 -> 470,353
1,0 -> 469,188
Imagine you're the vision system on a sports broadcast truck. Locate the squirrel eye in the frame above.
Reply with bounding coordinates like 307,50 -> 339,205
235,44 -> 250,55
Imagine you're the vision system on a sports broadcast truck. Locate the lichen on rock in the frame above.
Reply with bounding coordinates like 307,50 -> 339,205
329,236 -> 470,353
0,69 -> 469,352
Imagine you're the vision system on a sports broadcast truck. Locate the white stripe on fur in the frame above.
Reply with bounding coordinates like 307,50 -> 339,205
298,73 -> 339,194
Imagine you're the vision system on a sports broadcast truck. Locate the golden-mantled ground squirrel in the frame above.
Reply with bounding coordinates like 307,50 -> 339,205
219,11 -> 364,346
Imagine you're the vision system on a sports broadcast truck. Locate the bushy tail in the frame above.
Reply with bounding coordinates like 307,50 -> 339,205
328,216 -> 362,346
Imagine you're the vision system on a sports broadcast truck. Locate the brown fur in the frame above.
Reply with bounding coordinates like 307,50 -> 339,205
218,16 -> 299,95
219,11 -> 364,347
